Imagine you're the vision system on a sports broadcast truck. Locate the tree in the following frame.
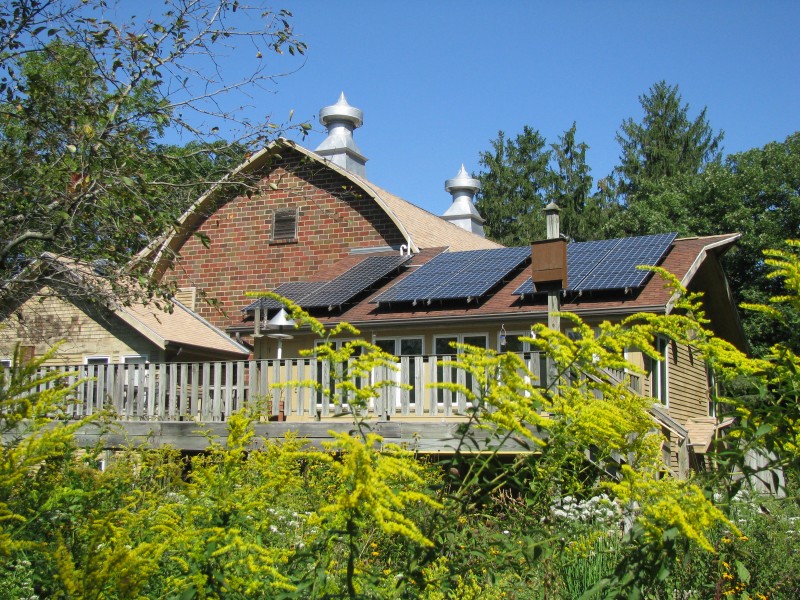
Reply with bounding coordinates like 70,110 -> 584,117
550,122 -> 615,241
0,0 -> 307,313
685,133 -> 800,355
475,124 -> 605,245
474,126 -> 554,246
609,81 -> 724,235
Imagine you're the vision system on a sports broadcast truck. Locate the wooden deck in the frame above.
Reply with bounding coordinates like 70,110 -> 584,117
7,355 -> 640,452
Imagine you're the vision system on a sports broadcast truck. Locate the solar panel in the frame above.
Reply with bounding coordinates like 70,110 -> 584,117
513,233 -> 677,295
298,254 -> 411,309
513,278 -> 535,296
567,238 -> 621,289
242,281 -> 326,312
578,232 -> 677,291
372,246 -> 530,304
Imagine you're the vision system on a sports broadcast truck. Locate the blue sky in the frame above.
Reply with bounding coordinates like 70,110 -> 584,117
147,1 -> 800,217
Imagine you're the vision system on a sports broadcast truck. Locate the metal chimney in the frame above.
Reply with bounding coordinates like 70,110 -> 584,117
442,165 -> 486,237
314,92 -> 367,177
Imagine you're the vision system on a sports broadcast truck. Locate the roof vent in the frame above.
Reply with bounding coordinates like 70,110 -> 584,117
442,165 -> 485,237
314,92 -> 367,177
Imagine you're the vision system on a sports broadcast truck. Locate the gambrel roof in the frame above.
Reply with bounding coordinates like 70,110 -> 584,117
137,139 -> 499,280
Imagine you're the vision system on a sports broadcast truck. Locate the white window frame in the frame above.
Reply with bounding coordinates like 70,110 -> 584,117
373,336 -> 424,357
433,333 -> 488,356
498,330 -> 536,353
372,337 -> 424,413
121,355 -> 148,388
707,368 -> 716,417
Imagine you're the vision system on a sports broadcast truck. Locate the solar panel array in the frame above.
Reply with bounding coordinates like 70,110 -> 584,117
372,246 -> 530,304
513,233 -> 677,295
243,254 -> 411,312
299,254 -> 411,308
243,281 -> 326,312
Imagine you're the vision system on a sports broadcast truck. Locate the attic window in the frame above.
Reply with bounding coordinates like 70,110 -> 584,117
271,208 -> 298,242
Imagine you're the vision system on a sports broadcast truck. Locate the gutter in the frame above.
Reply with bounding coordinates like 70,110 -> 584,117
226,304 -> 669,336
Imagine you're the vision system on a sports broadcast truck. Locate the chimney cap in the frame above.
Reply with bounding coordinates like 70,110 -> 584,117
445,164 -> 481,193
319,92 -> 363,128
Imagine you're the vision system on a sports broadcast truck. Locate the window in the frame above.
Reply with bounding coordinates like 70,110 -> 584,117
122,355 -> 147,364
85,356 -> 110,365
271,207 -> 298,242
122,355 -> 148,387
314,339 -> 362,413
18,345 -> 35,365
0,358 -> 11,368
434,334 -> 488,411
434,334 -> 487,356
651,336 -> 669,406
374,337 -> 424,412
707,368 -> 716,417
500,330 -> 549,388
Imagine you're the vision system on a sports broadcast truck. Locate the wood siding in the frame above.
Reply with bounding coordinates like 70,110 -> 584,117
0,290 -> 160,365
665,341 -> 710,425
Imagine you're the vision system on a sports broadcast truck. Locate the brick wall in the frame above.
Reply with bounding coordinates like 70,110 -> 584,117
165,152 -> 405,328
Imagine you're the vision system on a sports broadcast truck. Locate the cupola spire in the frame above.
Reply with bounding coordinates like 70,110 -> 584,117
314,92 -> 367,177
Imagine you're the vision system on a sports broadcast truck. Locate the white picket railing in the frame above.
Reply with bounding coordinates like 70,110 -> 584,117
4,352 -> 641,422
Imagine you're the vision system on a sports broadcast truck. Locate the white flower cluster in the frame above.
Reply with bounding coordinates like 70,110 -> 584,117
265,507 -> 316,542
550,494 -> 618,525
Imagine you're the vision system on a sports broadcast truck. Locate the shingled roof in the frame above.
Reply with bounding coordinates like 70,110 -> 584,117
6,254 -> 250,359
235,234 -> 743,350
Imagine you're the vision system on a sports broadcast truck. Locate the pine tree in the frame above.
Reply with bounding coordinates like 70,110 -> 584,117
613,81 -> 723,213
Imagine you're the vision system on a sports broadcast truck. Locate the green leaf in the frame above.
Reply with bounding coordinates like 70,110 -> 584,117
735,559 -> 750,584
755,423 -> 773,438
194,232 -> 211,249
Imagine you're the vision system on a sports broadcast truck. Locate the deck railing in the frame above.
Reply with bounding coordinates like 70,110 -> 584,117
4,354 -> 642,422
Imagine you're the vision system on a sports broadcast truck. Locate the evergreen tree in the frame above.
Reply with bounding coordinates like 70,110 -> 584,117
550,122 -> 614,241
475,124 -> 607,245
474,127 -> 553,246
610,81 -> 724,235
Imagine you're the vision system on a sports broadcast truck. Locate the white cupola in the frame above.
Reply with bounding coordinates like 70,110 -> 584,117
442,165 -> 485,237
314,92 -> 367,177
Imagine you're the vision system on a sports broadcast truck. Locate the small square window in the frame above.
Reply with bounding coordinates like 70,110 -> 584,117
271,208 -> 298,242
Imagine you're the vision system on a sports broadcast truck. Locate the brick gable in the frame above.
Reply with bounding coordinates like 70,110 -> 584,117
166,152 -> 405,328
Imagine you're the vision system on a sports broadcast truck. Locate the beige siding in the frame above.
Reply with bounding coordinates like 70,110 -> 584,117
665,341 -> 709,424
0,289 -> 161,366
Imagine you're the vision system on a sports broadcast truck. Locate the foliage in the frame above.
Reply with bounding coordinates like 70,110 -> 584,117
690,134 -> 800,356
720,241 -> 800,478
474,126 -> 554,245
550,123 -> 616,243
0,0 -> 307,313
4,256 -> 800,597
611,80 -> 724,214
471,82 -> 797,357
474,122 -> 613,244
